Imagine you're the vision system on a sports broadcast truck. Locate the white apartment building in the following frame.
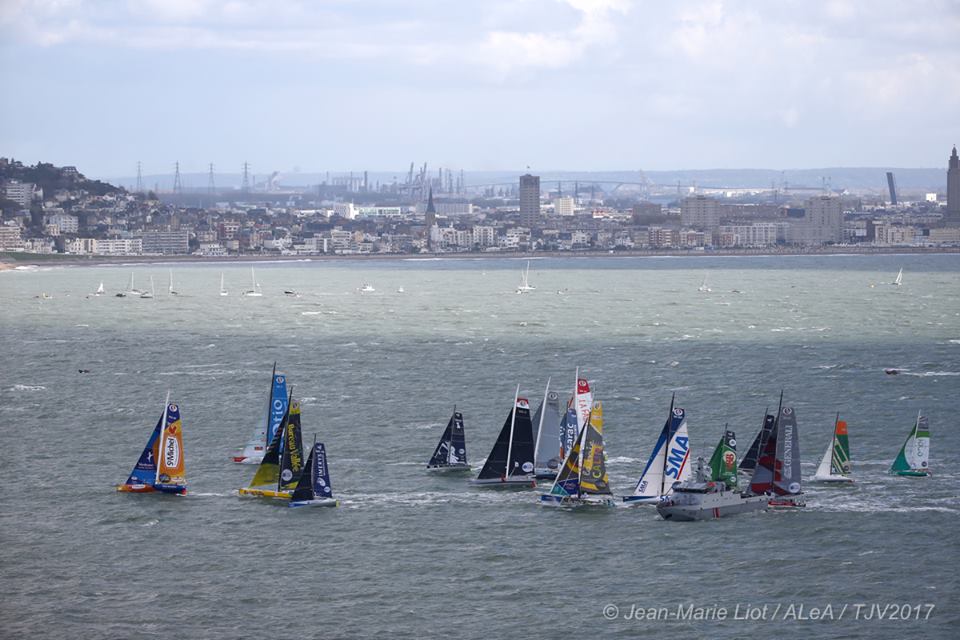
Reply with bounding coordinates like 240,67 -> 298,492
717,223 -> 779,247
472,226 -> 496,248
554,196 -> 575,216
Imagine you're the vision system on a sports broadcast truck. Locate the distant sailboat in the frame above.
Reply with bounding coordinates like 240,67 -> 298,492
358,283 -> 375,293
531,380 -> 563,479
168,270 -> 180,295
242,267 -> 263,297
426,408 -> 470,472
289,437 -> 338,508
890,411 -> 930,477
116,392 -> 187,494
95,281 -> 105,296
471,387 -> 536,487
126,272 -> 144,296
516,261 -> 536,294
698,273 -> 711,292
539,401 -> 615,508
811,414 -> 853,483
140,276 -> 155,299
892,268 -> 903,286
233,364 -> 289,464
623,395 -> 691,505
219,272 -> 228,296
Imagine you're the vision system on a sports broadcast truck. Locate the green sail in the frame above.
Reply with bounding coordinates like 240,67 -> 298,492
709,429 -> 739,490
831,419 -> 852,476
890,418 -> 917,474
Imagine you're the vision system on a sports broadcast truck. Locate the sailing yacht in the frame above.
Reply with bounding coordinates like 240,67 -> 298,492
426,409 -> 470,472
168,270 -> 180,295
233,365 -> 288,464
358,283 -> 375,293
219,272 -> 228,296
891,268 -> 903,286
289,437 -> 338,508
539,401 -> 615,508
116,392 -> 187,495
126,272 -> 144,296
140,276 -> 156,299
890,412 -> 930,477
698,274 -> 712,292
471,387 -> 537,487
94,282 -> 105,296
623,395 -> 691,505
811,414 -> 853,483
749,405 -> 805,508
516,261 -> 535,294
242,267 -> 263,297
239,396 -> 305,499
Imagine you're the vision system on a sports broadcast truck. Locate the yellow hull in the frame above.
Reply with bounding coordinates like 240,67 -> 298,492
238,488 -> 292,500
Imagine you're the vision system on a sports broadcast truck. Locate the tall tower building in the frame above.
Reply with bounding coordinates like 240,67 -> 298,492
519,174 -> 540,226
947,145 -> 960,222
680,195 -> 720,231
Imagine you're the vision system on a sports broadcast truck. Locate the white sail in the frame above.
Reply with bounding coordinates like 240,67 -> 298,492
573,369 -> 592,433
813,442 -> 833,479
893,268 -> 903,286
219,272 -> 228,296
243,267 -> 263,296
904,423 -> 929,470
95,281 -> 104,295
628,407 -> 690,502
168,270 -> 179,295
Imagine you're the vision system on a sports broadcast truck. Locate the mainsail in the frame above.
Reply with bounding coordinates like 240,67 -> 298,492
245,394 -> 292,490
579,402 -> 611,495
749,408 -> 780,494
628,398 -> 690,501
236,365 -> 289,462
475,391 -> 536,482
154,402 -> 186,491
549,424 -> 584,497
559,404 -> 579,460
278,400 -> 305,492
428,410 -> 468,467
891,412 -> 930,475
532,385 -> 562,477
709,428 -> 739,490
740,412 -> 774,473
291,440 -> 335,503
772,407 -> 802,496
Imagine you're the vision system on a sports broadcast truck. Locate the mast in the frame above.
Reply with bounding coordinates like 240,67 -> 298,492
275,386 -> 294,491
532,378 -> 551,468
504,384 -> 520,479
449,404 -> 457,464
659,392 -> 676,496
265,362 -> 277,441
576,408 -> 591,498
155,390 -> 171,486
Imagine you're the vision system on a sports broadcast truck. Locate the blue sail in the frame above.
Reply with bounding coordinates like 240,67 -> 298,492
123,415 -> 162,486
313,443 -> 334,499
267,374 -> 289,445
560,406 -> 578,459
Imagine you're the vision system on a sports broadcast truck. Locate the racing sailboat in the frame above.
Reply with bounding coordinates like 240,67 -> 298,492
219,272 -> 228,296
890,412 -> 930,477
233,364 -> 288,464
471,386 -> 536,487
516,261 -> 535,293
623,395 -> 691,505
239,396 -> 305,499
242,267 -> 263,297
116,392 -> 187,494
426,408 -> 470,472
811,414 -> 853,483
289,437 -> 338,508
168,270 -> 180,295
750,405 -> 804,507
539,401 -> 614,508
892,267 -> 903,286
740,410 -> 775,476
531,380 -> 563,479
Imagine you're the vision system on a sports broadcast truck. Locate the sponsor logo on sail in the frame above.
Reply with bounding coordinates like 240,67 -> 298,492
665,436 -> 690,478
281,469 -> 293,482
521,461 -> 534,473
163,436 -> 179,468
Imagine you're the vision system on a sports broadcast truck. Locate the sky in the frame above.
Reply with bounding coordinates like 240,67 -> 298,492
1,0 -> 958,179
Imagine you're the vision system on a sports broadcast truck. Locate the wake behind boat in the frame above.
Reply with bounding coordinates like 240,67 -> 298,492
116,392 -> 187,495
427,408 -> 470,472
539,401 -> 615,508
471,387 -> 536,487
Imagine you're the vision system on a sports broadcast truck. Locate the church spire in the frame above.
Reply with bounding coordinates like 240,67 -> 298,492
426,187 -> 436,214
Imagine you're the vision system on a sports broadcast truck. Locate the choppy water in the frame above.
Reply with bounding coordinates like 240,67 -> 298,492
1,254 -> 958,639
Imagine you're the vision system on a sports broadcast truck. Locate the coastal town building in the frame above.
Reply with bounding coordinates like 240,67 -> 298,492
680,195 -> 720,231
519,174 -> 540,226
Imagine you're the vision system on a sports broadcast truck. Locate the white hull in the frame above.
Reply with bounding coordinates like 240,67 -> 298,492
658,492 -> 768,521
810,474 -> 853,484
289,498 -> 338,508
539,494 -> 615,508
426,463 -> 472,473
622,495 -> 662,506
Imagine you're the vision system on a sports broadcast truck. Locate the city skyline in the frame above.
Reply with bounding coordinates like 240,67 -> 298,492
1,0 -> 959,177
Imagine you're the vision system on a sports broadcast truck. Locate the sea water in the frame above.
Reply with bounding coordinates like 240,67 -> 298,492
1,254 -> 958,638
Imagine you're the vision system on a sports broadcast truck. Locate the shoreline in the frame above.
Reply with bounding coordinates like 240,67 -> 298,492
2,245 -> 958,269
